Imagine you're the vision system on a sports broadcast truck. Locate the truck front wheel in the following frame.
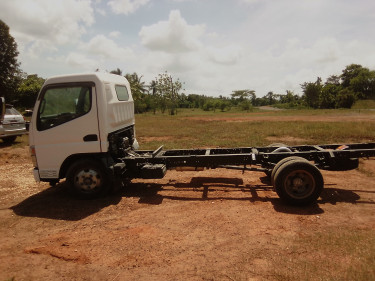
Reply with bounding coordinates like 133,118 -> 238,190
66,159 -> 112,198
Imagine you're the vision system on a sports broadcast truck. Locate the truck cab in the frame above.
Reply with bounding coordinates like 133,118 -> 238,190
29,73 -> 138,196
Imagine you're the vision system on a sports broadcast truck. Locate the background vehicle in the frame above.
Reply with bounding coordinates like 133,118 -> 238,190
0,101 -> 27,144
29,73 -> 375,205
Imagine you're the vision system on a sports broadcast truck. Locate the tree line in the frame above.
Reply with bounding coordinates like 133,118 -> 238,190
1,19 -> 375,114
301,64 -> 375,109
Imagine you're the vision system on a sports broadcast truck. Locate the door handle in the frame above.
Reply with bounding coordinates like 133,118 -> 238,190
83,134 -> 98,142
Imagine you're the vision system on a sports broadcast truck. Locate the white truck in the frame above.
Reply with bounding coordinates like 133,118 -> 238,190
29,73 -> 375,205
29,73 -> 138,192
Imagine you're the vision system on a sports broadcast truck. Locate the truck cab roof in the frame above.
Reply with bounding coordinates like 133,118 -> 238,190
44,72 -> 130,86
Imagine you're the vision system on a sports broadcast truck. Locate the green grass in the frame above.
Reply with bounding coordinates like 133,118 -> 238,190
352,99 -> 375,109
135,109 -> 375,150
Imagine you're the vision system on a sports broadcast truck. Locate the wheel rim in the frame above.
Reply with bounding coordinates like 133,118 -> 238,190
283,169 -> 315,199
74,168 -> 101,191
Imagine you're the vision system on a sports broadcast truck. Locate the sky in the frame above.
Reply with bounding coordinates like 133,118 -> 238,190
1,0 -> 375,97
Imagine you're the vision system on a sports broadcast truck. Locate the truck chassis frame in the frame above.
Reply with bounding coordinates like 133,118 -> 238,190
125,142 -> 375,172
113,142 -> 375,205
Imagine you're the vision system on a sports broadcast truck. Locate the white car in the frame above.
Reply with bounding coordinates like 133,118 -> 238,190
0,105 -> 27,143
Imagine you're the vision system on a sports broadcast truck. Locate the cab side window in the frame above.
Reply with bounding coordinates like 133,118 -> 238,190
115,85 -> 129,101
37,85 -> 92,131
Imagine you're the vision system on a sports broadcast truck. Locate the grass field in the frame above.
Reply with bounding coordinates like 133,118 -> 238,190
135,108 -> 375,150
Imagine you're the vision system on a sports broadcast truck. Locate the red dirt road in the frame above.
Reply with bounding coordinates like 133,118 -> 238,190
0,146 -> 375,280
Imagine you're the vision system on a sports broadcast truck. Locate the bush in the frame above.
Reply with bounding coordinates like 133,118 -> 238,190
336,89 -> 357,108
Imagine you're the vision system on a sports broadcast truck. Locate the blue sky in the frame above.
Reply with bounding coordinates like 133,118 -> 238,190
1,0 -> 375,97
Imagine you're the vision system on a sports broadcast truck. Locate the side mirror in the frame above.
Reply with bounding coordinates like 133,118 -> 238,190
0,97 -> 5,122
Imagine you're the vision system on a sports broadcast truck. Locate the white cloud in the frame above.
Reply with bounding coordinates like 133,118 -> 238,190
109,31 -> 121,38
108,0 -> 149,15
0,0 -> 94,57
139,10 -> 205,53
239,0 -> 261,4
206,45 -> 242,65
0,0 -> 94,41
79,35 -> 134,60
96,7 -> 107,16
65,52 -> 98,71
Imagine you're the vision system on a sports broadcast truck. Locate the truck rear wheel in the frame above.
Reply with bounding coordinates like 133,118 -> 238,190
66,159 -> 112,198
273,160 -> 323,206
271,156 -> 308,186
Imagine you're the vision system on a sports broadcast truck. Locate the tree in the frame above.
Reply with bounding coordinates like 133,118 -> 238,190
0,20 -> 22,102
325,75 -> 340,86
124,72 -> 148,113
338,64 -> 375,99
149,80 -> 157,95
230,90 -> 255,106
276,90 -> 302,108
110,68 -> 122,76
239,100 -> 253,112
125,72 -> 146,100
265,91 -> 276,105
17,74 -> 45,108
349,68 -> 375,99
285,90 -> 296,103
148,80 -> 158,114
319,84 -> 341,108
301,77 -> 322,108
340,64 -> 363,88
336,88 -> 357,108
154,71 -> 182,115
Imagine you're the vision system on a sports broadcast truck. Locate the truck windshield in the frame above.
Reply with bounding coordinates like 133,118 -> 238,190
37,85 -> 92,131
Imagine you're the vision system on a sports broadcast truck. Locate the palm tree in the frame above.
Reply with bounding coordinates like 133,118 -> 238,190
110,68 -> 122,76
125,72 -> 146,100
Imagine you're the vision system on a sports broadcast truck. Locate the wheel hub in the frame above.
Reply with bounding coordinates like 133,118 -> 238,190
292,177 -> 304,188
75,169 -> 101,191
285,170 -> 315,199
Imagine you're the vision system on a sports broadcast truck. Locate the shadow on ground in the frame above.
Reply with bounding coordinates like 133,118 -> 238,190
12,177 -> 372,220
11,183 -> 122,221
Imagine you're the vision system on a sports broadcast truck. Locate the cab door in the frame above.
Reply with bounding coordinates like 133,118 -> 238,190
33,82 -> 101,179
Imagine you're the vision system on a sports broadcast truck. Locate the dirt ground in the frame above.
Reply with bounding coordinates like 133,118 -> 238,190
1,137 -> 375,280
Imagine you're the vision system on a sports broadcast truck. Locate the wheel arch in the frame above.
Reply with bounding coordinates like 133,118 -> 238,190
59,153 -> 112,179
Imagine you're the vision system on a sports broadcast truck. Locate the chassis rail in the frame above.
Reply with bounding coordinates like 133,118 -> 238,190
123,142 -> 375,173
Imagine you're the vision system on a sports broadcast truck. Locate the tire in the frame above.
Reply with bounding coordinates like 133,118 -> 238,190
2,136 -> 17,144
66,159 -> 112,198
271,156 -> 308,186
48,180 -> 59,187
273,160 -> 323,206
